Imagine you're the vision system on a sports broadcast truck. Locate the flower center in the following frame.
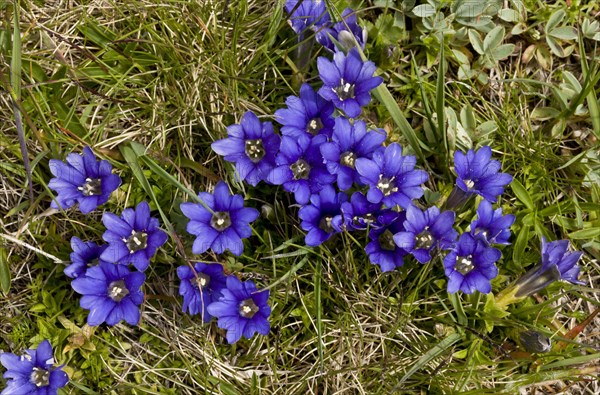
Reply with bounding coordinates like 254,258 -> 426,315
195,273 -> 211,288
244,139 -> 265,163
377,175 -> 398,196
455,255 -> 475,275
340,151 -> 357,168
352,213 -> 375,227
78,177 -> 102,196
333,78 -> 355,101
126,230 -> 148,253
415,229 -> 434,249
378,229 -> 397,251
210,212 -> 231,231
306,117 -> 323,135
108,280 -> 129,302
319,215 -> 334,233
464,179 -> 475,189
239,298 -> 260,318
290,159 -> 311,180
30,367 -> 50,387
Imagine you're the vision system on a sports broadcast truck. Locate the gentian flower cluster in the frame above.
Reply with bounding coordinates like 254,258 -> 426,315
26,8 -> 586,392
48,147 -> 168,327
0,340 -> 68,394
178,182 -> 270,343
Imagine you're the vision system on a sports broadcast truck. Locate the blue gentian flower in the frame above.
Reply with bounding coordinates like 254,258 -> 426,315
71,261 -> 145,326
514,238 -> 584,298
365,210 -> 408,272
317,8 -> 367,52
336,191 -> 382,231
267,135 -> 335,205
64,237 -> 108,279
285,0 -> 330,39
100,201 -> 168,272
181,181 -> 259,256
444,233 -> 501,294
48,146 -> 121,214
320,117 -> 387,190
355,143 -> 429,209
317,48 -> 383,118
206,276 -> 271,344
211,111 -> 281,186
470,200 -> 515,245
393,205 -> 457,264
177,262 -> 228,322
274,83 -> 335,139
298,185 -> 347,246
0,340 -> 68,395
453,146 -> 512,203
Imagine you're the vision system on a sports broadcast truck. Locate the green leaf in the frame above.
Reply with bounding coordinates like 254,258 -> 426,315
412,4 -> 436,17
0,247 -> 10,293
455,1 -> 487,18
511,178 -> 534,210
512,225 -> 530,267
498,9 -> 520,23
468,29 -> 484,55
396,333 -> 462,387
531,107 -> 561,120
568,227 -> 600,240
483,25 -> 505,52
545,9 -> 565,33
491,44 -> 515,60
549,26 -> 578,41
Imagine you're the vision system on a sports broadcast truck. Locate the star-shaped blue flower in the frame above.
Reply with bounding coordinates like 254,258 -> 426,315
317,48 -> 383,118
72,262 -> 146,326
444,233 -> 501,294
454,146 -> 512,203
513,237 -> 584,297
207,276 -> 271,344
470,200 -> 515,245
356,143 -> 428,209
0,340 -> 69,395
336,191 -> 382,231
177,262 -> 227,322
285,0 -> 330,38
320,117 -> 386,190
211,111 -> 281,186
64,237 -> 108,279
100,201 -> 168,271
365,210 -> 408,272
393,205 -> 457,264
181,181 -> 259,256
48,146 -> 121,214
298,185 -> 347,246
275,83 -> 335,139
317,8 -> 367,52
267,134 -> 335,205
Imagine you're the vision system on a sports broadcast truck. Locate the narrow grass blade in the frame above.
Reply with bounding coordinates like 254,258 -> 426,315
354,47 -> 427,162
314,258 -> 324,370
0,247 -> 10,293
578,30 -> 600,137
436,40 -> 449,175
119,143 -> 174,236
11,0 -> 33,200
395,333 -> 461,388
